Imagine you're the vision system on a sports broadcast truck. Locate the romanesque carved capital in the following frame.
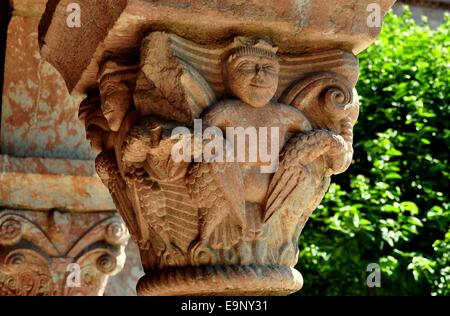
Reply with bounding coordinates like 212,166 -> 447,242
0,209 -> 129,296
73,33 -> 363,296
38,0 -> 395,296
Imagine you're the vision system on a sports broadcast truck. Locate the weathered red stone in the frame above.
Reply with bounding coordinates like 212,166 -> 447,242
1,16 -> 94,160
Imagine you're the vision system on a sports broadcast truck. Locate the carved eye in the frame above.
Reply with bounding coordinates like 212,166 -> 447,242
236,61 -> 255,72
263,64 -> 277,74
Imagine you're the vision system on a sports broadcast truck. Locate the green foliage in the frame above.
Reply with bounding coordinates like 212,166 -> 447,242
297,8 -> 450,296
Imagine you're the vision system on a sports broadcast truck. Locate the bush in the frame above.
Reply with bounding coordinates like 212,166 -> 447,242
296,7 -> 450,296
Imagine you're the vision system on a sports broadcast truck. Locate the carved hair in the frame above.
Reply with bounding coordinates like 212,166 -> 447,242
227,37 -> 279,62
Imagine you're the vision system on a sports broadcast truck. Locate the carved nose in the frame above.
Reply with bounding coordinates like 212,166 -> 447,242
254,68 -> 265,82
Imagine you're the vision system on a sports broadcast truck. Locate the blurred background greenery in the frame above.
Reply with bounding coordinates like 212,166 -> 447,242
296,7 -> 450,296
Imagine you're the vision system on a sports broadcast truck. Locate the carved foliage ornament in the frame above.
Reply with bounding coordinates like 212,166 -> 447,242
79,32 -> 360,295
0,210 -> 129,296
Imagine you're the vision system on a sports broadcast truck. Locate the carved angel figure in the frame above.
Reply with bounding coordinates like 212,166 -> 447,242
85,31 -> 359,273
192,38 -> 314,248
117,34 -> 354,256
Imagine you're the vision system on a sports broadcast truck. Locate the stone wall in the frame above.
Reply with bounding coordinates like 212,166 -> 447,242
394,0 -> 450,28
0,0 -> 143,296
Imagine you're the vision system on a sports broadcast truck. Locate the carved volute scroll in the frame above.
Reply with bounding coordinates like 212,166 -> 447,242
0,209 -> 129,296
74,31 -> 361,296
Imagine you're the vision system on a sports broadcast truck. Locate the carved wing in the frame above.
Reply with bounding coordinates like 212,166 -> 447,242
95,151 -> 140,241
124,167 -> 198,267
264,130 -> 347,223
187,161 -> 246,250
135,32 -> 234,124
121,124 -> 200,267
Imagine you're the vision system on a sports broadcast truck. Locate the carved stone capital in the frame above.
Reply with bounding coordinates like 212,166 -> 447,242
78,34 -> 360,296
38,0 -> 395,296
0,209 -> 129,296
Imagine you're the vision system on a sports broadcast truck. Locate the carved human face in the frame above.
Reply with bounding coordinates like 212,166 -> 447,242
227,55 -> 279,108
99,79 -> 132,132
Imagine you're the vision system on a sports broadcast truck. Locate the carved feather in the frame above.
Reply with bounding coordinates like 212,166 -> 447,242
187,161 -> 246,250
263,130 -> 347,223
120,118 -> 200,265
136,32 -> 223,125
126,166 -> 199,265
170,34 -> 227,97
95,151 -> 140,241
265,164 -> 309,223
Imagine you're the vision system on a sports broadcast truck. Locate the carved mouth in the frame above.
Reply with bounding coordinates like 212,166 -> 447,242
249,83 -> 271,88
103,109 -> 114,116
